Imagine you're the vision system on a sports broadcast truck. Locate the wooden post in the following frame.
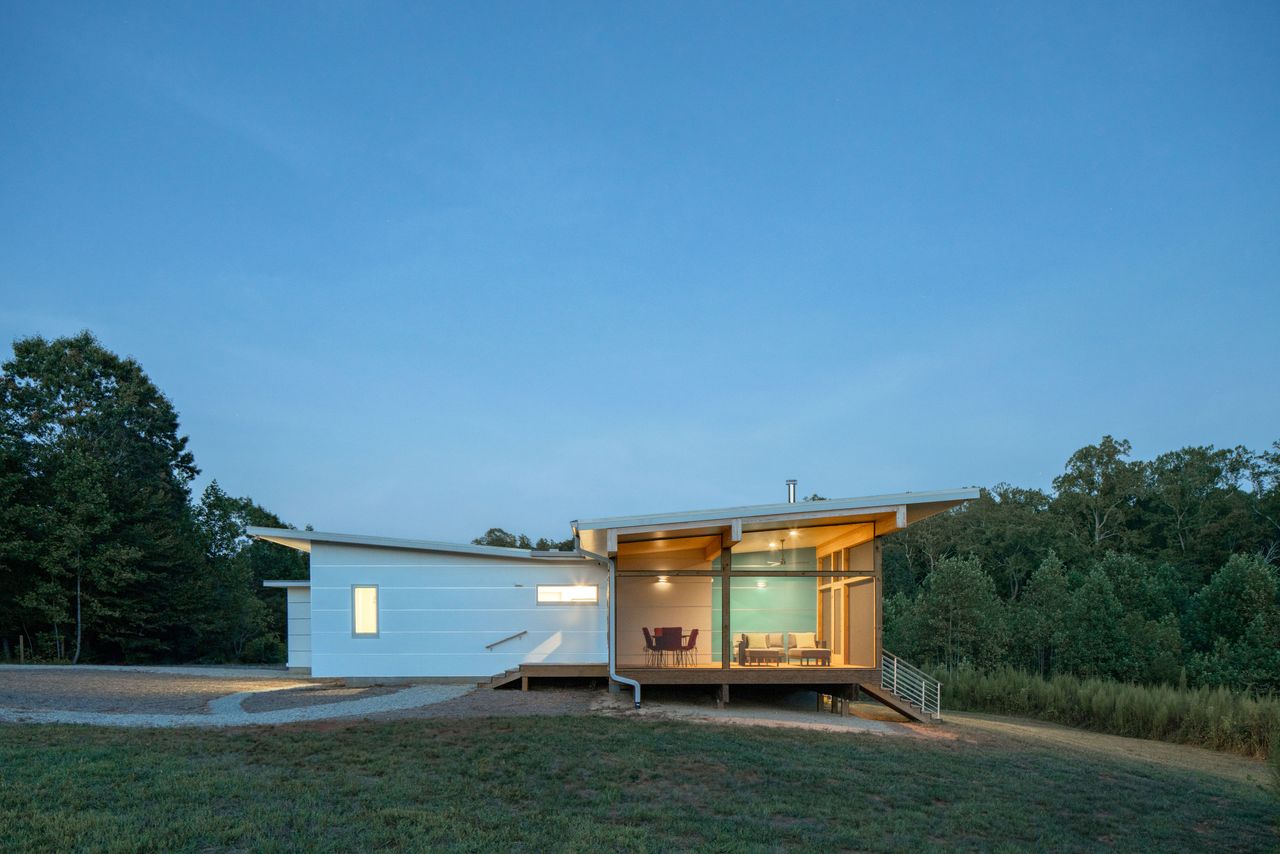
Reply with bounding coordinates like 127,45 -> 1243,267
521,675 -> 529,692
717,683 -> 729,709
720,538 -> 732,670
18,635 -> 24,665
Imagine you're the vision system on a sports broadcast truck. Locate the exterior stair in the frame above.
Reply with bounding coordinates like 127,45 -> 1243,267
860,651 -> 943,723
485,667 -> 524,689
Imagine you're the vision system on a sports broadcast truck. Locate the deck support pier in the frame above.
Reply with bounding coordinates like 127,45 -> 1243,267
716,683 -> 730,709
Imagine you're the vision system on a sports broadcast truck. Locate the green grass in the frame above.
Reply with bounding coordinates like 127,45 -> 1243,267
0,716 -> 1275,852
940,667 -> 1280,758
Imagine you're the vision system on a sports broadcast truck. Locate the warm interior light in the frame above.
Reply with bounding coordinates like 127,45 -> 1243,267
353,585 -> 378,635
537,584 -> 599,604
789,530 -> 799,537
769,541 -> 779,549
656,575 -> 669,583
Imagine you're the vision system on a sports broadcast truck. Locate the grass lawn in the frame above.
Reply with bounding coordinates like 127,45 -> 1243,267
0,716 -> 1275,852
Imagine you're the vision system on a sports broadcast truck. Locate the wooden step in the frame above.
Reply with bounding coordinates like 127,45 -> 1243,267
487,668 -> 523,689
858,682 -> 934,724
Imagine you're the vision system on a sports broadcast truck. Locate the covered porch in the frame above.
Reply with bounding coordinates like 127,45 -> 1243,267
575,488 -> 975,699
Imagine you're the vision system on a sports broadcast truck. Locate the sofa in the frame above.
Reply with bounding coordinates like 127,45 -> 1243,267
787,631 -> 831,665
736,632 -> 786,665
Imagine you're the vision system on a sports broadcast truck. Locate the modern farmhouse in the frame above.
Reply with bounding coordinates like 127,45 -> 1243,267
252,486 -> 977,718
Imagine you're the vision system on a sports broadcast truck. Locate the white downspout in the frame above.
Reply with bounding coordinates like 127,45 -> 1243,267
578,545 -> 641,709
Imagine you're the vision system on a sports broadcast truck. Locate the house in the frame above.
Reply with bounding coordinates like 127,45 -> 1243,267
252,486 -> 977,718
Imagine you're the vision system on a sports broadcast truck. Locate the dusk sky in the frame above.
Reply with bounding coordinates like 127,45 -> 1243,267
2,3 -> 1277,543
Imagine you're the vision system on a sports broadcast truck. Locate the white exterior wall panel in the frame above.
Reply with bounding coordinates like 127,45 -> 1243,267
309,542 -> 607,678
286,587 -> 311,669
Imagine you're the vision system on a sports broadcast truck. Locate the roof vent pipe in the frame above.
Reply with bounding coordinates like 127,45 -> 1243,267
786,479 -> 797,503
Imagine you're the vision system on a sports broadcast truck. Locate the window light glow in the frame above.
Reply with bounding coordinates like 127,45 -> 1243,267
536,584 -> 599,604
352,585 -> 378,636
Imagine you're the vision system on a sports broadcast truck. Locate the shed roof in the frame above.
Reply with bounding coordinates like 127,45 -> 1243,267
571,487 -> 980,532
245,527 -> 588,561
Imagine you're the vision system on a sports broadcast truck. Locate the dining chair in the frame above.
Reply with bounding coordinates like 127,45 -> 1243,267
679,628 -> 699,666
642,627 -> 659,666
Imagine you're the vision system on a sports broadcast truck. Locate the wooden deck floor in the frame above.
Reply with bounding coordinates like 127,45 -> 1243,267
616,664 -> 880,686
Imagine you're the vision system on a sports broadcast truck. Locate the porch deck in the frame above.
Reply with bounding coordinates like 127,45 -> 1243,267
616,664 -> 880,686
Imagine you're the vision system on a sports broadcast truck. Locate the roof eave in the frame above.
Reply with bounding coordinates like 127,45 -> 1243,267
572,487 -> 981,532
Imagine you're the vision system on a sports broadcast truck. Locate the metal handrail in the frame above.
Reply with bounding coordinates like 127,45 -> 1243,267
882,650 -> 943,720
485,630 -> 528,651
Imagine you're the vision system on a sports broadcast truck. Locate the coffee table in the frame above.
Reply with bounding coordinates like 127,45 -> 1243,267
743,648 -> 783,666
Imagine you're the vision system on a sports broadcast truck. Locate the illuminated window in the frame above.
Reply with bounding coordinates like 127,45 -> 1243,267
536,584 -> 598,605
352,585 -> 379,636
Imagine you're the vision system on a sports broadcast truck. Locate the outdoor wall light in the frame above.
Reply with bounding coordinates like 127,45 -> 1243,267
755,580 -> 768,589
656,575 -> 669,584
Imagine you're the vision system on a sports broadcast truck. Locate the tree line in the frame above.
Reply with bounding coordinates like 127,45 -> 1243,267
1,333 -> 307,664
882,436 -> 1280,694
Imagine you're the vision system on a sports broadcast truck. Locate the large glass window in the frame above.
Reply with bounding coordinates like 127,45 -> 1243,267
352,585 -> 379,637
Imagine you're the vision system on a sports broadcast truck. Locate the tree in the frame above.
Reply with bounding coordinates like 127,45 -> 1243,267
912,556 -> 1006,670
1016,552 -> 1070,676
472,528 -> 533,549
1146,446 -> 1235,558
473,528 -> 574,551
38,446 -> 140,662
1186,554 -> 1280,651
1,332 -> 200,660
1052,436 -> 1146,550
1057,568 -> 1127,678
191,481 -> 308,662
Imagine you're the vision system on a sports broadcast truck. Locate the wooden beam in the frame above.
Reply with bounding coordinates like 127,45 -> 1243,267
814,523 -> 875,555
614,667 -> 879,686
617,569 -> 876,578
721,540 -> 732,670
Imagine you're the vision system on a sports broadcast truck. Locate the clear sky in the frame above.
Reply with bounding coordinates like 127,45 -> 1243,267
2,3 -> 1278,542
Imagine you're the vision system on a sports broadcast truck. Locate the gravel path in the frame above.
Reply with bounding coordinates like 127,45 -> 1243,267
0,666 -> 472,728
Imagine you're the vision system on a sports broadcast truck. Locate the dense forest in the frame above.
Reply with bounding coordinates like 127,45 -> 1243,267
0,333 -> 308,664
3,332 -> 1278,697
881,437 -> 1280,694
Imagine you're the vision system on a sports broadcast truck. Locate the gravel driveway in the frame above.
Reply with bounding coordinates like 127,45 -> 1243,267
0,665 -> 471,727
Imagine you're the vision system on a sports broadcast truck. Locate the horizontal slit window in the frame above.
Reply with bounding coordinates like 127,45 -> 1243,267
536,584 -> 598,605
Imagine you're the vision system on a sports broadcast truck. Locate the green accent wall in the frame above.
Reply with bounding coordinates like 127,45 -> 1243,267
710,547 -> 818,662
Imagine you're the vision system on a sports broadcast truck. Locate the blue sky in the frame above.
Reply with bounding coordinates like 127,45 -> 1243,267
2,3 -> 1278,542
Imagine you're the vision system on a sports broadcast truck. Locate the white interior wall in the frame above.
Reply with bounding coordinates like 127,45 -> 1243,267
616,575 -> 713,667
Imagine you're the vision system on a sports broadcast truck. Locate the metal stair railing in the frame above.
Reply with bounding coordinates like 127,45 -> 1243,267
485,630 -> 528,651
881,650 -> 943,721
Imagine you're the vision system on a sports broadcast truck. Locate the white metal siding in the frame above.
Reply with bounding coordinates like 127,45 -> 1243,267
286,587 -> 311,669
309,542 -> 607,678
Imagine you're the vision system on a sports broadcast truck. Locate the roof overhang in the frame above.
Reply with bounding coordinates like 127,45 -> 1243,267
572,487 -> 979,554
262,579 -> 310,588
246,527 -> 590,562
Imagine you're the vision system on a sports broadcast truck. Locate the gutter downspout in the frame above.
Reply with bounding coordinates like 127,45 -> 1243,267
578,545 -> 641,709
